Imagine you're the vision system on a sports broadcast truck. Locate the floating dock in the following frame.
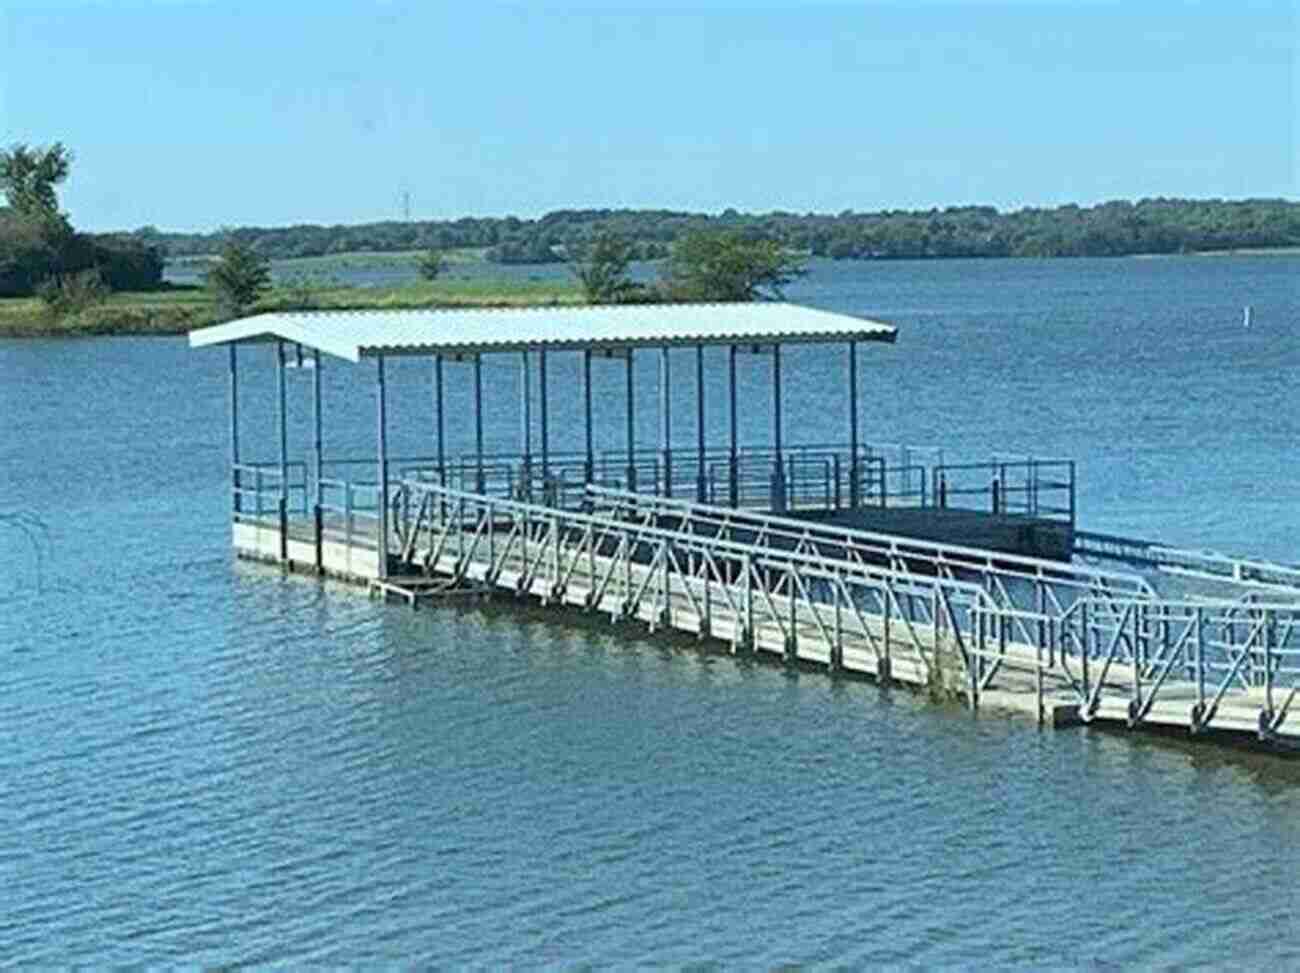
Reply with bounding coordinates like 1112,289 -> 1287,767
190,304 -> 1300,751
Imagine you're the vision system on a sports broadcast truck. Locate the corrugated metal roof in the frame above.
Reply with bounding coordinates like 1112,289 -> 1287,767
187,303 -> 896,362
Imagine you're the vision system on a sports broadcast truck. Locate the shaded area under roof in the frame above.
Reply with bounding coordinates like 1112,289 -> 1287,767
187,302 -> 897,362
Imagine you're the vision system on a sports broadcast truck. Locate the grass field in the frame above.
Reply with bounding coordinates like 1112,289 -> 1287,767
0,273 -> 584,338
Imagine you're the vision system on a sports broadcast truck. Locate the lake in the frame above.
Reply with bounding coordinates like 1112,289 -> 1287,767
2,254 -> 1298,964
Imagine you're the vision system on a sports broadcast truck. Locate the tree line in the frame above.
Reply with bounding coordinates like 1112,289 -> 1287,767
0,143 -> 164,299
146,198 -> 1299,264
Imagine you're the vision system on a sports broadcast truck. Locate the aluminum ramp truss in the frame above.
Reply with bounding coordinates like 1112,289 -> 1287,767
388,480 -> 1300,747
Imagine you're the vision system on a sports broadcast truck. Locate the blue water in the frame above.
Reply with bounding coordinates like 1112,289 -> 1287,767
2,255 -> 1298,965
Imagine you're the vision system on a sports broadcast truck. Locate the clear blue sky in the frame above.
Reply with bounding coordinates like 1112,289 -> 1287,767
2,0 -> 1295,232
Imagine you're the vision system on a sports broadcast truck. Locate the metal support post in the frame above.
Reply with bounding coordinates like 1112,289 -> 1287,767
728,344 -> 738,507
624,349 -> 637,492
520,351 -> 532,501
583,350 -> 594,485
312,348 -> 323,573
847,340 -> 859,509
659,346 -> 671,498
695,344 -> 707,502
376,355 -> 390,580
276,340 -> 289,563
539,349 -> 550,494
434,354 -> 446,486
474,354 -> 484,492
228,344 -> 240,515
770,343 -> 786,512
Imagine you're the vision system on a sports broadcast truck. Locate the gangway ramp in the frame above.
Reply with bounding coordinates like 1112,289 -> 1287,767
391,480 -> 1300,748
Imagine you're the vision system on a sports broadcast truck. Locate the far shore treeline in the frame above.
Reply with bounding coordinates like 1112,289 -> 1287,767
3,139 -> 1300,340
151,197 -> 1299,264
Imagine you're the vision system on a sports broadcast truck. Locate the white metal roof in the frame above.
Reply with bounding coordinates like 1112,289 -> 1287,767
187,302 -> 896,362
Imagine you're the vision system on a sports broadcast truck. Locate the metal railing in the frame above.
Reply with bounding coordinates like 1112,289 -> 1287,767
1074,530 -> 1300,594
391,477 -> 1008,690
933,458 -> 1075,525
969,594 -> 1300,737
318,478 -> 383,553
226,457 -> 1298,740
232,461 -> 309,524
586,484 -> 1152,650
244,442 -> 1074,525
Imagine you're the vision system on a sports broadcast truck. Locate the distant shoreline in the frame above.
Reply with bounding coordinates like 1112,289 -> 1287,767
0,275 -> 584,339
3,246 -> 1296,339
1129,245 -> 1300,259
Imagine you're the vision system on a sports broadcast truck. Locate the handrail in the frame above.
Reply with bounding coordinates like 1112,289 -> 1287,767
585,484 -> 1150,595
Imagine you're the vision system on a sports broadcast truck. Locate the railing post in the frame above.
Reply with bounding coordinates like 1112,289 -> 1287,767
1264,608 -> 1275,716
1068,460 -> 1077,528
1131,604 -> 1144,723
552,513 -> 561,601
831,574 -> 843,672
880,581 -> 892,683
785,567 -> 798,663
742,554 -> 754,652
1193,606 -> 1206,729
701,554 -> 712,638
340,482 -> 350,551
1080,600 -> 1091,712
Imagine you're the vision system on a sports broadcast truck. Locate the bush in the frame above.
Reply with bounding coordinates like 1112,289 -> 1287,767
415,248 -> 444,280
35,268 -> 108,315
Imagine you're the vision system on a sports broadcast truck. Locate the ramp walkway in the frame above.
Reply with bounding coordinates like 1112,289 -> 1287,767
380,478 -> 1300,747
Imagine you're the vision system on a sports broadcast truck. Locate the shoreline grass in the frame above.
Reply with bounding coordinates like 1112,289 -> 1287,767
0,277 -> 584,338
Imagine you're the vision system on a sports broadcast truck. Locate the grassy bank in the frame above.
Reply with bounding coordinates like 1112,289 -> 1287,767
0,275 -> 584,338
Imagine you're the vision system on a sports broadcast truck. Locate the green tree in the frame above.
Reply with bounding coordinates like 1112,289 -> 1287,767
206,240 -> 270,316
0,142 -> 72,219
415,247 -> 444,280
662,231 -> 805,301
569,232 -> 641,303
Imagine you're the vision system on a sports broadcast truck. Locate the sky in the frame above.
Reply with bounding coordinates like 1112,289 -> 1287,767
2,0 -> 1296,232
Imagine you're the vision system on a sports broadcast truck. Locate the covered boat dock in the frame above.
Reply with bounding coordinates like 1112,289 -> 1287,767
190,302 -> 1077,581
188,303 -> 1300,749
